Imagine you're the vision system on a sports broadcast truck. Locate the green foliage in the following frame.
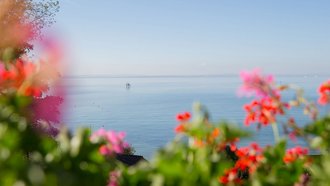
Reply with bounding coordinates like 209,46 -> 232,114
309,154 -> 330,186
305,116 -> 330,152
119,107 -> 251,186
250,141 -> 305,186
0,93 -> 119,185
0,121 -> 118,185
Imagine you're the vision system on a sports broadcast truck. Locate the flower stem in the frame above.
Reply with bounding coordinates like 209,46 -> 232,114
271,122 -> 280,143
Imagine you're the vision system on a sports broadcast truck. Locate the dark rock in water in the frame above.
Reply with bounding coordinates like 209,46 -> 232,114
116,154 -> 146,166
126,83 -> 131,89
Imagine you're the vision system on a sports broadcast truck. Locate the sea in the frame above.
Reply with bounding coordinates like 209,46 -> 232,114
62,75 -> 329,159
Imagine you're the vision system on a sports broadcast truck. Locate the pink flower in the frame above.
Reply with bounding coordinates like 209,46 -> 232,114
91,128 -> 107,139
99,145 -> 111,155
239,69 -> 277,98
31,96 -> 63,124
108,170 -> 120,186
29,95 -> 63,136
91,129 -> 130,156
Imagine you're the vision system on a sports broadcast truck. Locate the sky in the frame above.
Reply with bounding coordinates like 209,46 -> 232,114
54,0 -> 330,76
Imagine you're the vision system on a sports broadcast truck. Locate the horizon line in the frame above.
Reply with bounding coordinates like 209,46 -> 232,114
63,73 -> 330,78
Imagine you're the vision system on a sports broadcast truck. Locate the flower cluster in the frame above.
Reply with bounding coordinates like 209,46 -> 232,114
239,69 -> 290,128
0,59 -> 45,97
219,143 -> 264,185
174,112 -> 191,133
235,143 -> 263,173
244,96 -> 289,126
318,80 -> 330,105
90,129 -> 130,156
0,43 -> 63,137
283,146 -> 309,164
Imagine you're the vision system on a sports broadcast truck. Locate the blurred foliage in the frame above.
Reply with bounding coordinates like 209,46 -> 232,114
0,93 -> 115,185
305,116 -> 330,152
250,141 -> 306,186
1,1 -> 330,185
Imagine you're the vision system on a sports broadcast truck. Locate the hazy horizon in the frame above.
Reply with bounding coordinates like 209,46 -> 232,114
64,73 -> 330,78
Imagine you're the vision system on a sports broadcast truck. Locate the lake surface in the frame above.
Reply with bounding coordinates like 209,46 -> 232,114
62,75 -> 329,158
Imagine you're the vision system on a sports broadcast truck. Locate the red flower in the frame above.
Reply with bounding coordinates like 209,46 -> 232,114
283,146 -> 309,164
0,59 -> 49,97
174,112 -> 191,134
219,167 -> 241,185
219,143 -> 264,185
244,96 -> 288,126
176,112 -> 191,122
236,143 -> 263,172
318,80 -> 330,105
25,87 -> 43,97
229,142 -> 237,151
174,123 -> 185,133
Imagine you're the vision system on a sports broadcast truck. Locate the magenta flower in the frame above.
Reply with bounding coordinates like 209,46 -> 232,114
239,69 -> 277,98
31,96 -> 63,124
90,129 -> 130,156
30,96 -> 63,136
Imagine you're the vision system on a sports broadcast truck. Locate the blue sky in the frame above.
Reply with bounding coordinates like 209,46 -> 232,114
55,0 -> 330,76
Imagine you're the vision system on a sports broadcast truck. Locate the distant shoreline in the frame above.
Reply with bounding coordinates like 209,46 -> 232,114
63,74 -> 330,79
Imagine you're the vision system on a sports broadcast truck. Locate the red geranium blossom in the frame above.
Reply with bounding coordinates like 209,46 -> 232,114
175,123 -> 186,133
0,59 -> 50,97
219,167 -> 242,185
174,112 -> 191,133
244,96 -> 289,126
283,146 -> 308,164
176,112 -> 191,122
219,143 -> 263,185
318,80 -> 330,105
235,143 -> 263,174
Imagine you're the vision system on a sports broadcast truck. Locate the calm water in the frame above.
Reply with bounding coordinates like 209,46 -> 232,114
62,75 -> 329,158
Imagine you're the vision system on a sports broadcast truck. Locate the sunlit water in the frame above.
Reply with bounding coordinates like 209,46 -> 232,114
62,75 -> 329,158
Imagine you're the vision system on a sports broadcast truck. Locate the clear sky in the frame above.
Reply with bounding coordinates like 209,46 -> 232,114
54,0 -> 330,76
